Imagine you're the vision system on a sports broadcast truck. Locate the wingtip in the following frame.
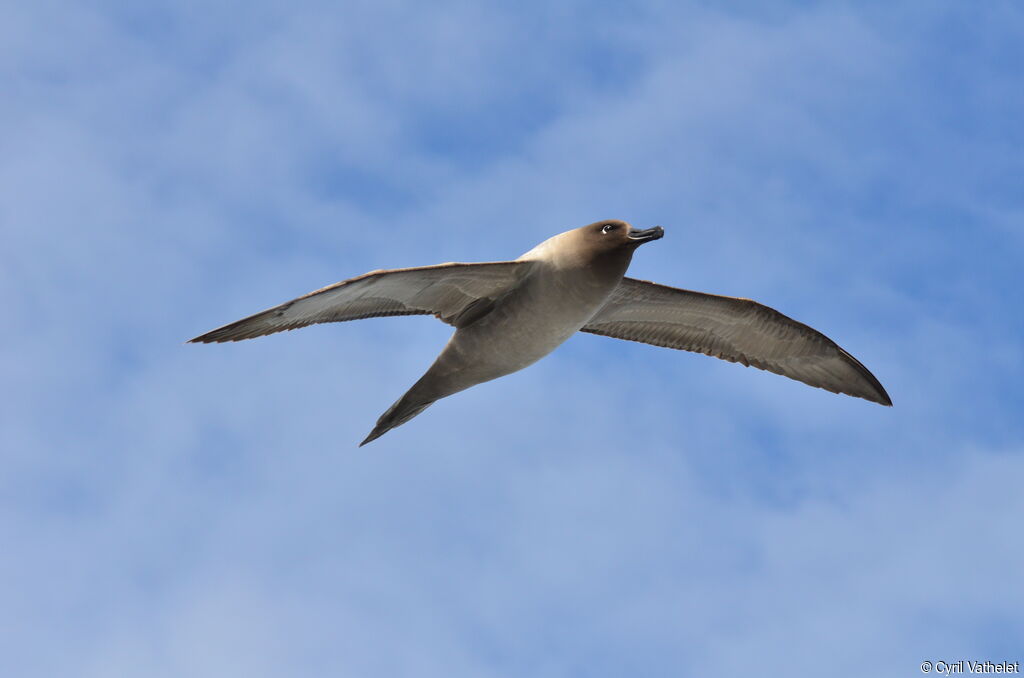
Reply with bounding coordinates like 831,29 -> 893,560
187,327 -> 253,344
836,348 -> 892,408
862,390 -> 893,407
867,377 -> 893,407
853,378 -> 892,407
187,334 -> 222,344
359,429 -> 383,447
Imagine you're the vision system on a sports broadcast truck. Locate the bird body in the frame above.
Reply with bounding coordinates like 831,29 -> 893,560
190,220 -> 890,445
360,223 -> 658,444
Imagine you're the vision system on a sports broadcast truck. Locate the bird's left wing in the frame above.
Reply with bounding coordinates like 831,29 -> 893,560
581,277 -> 891,405
189,261 -> 533,343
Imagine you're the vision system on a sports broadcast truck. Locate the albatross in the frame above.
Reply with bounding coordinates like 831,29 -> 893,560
190,220 -> 891,445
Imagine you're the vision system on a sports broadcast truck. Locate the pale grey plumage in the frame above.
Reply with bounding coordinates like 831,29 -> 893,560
581,278 -> 891,406
189,261 -> 533,342
190,220 -> 890,445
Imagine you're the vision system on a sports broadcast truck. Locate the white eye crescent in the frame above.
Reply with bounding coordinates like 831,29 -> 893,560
601,224 -> 616,234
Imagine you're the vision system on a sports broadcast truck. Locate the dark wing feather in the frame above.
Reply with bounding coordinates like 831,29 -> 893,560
189,261 -> 532,343
582,277 -> 891,405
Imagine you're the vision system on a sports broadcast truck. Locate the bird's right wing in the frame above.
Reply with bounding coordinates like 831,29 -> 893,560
581,277 -> 892,405
189,261 -> 533,343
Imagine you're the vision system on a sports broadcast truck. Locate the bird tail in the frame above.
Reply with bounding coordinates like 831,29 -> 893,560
360,391 -> 436,446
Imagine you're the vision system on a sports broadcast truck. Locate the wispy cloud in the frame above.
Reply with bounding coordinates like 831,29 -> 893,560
2,1 -> 1022,676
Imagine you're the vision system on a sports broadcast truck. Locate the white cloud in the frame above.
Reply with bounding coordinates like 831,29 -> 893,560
2,1 -> 1022,676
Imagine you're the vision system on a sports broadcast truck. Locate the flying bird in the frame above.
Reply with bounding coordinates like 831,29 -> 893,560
190,220 -> 891,444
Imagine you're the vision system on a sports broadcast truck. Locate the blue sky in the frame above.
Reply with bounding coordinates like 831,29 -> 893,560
3,1 -> 1023,676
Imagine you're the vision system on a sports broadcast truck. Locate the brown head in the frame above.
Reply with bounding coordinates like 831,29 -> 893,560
518,220 -> 664,279
573,219 -> 664,255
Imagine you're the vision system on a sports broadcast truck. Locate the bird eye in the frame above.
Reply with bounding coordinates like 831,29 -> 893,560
601,224 -> 616,234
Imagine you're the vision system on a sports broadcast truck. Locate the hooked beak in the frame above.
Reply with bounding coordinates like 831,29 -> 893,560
627,225 -> 664,244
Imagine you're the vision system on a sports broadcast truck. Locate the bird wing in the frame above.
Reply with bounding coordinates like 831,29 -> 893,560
189,261 -> 533,343
581,277 -> 891,405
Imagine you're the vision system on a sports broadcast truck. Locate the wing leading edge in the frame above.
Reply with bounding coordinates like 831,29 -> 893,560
189,261 -> 533,343
582,277 -> 891,405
